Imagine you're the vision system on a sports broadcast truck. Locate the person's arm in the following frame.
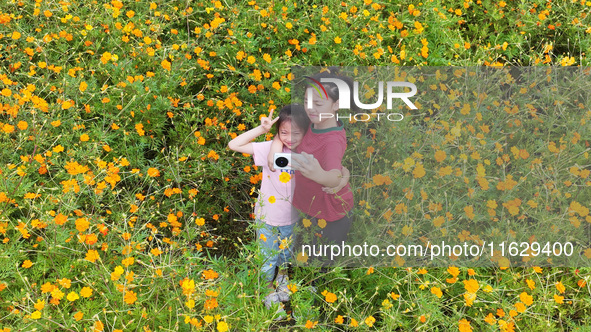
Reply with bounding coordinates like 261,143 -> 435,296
228,110 -> 278,155
291,152 -> 342,188
267,135 -> 284,172
322,166 -> 350,194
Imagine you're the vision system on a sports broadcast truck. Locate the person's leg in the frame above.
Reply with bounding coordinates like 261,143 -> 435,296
275,224 -> 294,271
319,213 -> 353,245
257,222 -> 278,290
311,213 -> 353,266
275,224 -> 294,299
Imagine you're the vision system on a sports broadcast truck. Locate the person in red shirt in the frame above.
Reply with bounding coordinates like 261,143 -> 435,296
269,70 -> 356,265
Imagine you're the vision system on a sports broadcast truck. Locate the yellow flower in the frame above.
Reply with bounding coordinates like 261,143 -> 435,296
80,134 -> 89,142
217,321 -> 229,332
67,291 -> 79,302
34,299 -> 45,311
287,284 -> 298,293
463,279 -> 479,294
431,287 -> 443,298
318,219 -> 327,229
122,257 -> 134,267
85,250 -> 100,262
302,218 -> 311,228
365,316 -> 376,327
464,206 -> 475,220
296,252 -> 308,263
413,163 -> 426,178
22,260 -> 33,268
279,172 -> 291,183
334,36 -> 342,44
268,196 -> 276,204
31,310 -> 42,319
51,288 -> 65,300
124,290 -> 137,304
80,287 -> 93,298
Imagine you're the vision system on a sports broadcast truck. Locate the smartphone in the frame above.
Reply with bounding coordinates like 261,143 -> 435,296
274,153 -> 293,170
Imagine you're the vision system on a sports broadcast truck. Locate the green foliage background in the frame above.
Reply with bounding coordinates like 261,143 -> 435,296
0,0 -> 590,331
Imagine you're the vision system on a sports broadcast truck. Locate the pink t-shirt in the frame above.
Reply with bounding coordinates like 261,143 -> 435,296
293,123 -> 354,222
252,141 -> 297,226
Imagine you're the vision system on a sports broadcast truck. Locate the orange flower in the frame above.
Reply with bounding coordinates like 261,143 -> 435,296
431,287 -> 443,298
147,168 -> 160,177
463,279 -> 479,294
305,320 -> 318,329
161,59 -> 171,71
204,298 -> 218,310
556,281 -> 566,294
85,250 -> 99,262
458,319 -> 472,332
124,290 -> 137,304
321,290 -> 337,303
434,150 -> 446,162
202,269 -> 219,280
519,292 -> 533,306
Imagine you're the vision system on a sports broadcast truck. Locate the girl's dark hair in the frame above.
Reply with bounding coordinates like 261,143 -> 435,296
275,104 -> 310,132
308,68 -> 360,113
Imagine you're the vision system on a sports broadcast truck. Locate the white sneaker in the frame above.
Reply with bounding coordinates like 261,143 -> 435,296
273,305 -> 287,321
275,274 -> 290,302
263,291 -> 282,309
263,293 -> 288,321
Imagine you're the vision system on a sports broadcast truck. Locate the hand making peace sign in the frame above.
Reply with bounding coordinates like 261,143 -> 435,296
260,109 -> 279,132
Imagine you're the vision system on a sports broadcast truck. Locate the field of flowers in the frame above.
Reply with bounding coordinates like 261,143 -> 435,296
1,0 -> 590,331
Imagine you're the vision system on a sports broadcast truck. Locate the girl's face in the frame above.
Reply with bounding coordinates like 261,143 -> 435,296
278,120 -> 304,151
304,87 -> 339,129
